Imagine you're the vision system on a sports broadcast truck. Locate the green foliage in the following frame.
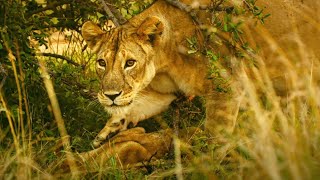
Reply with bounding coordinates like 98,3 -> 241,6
112,0 -> 154,19
244,0 -> 271,24
0,0 -> 109,155
186,37 -> 199,54
182,0 -> 270,92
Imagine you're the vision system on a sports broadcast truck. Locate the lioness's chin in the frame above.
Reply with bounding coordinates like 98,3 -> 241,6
103,102 -> 133,114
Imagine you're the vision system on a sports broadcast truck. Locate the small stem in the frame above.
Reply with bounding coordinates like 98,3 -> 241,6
173,136 -> 183,180
0,62 -> 7,90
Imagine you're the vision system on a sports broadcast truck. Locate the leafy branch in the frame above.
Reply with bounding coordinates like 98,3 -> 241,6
243,0 -> 270,24
37,53 -> 83,68
26,0 -> 72,18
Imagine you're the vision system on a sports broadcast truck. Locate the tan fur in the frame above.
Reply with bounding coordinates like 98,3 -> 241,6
82,0 -> 240,147
78,128 -> 173,166
53,127 -> 202,170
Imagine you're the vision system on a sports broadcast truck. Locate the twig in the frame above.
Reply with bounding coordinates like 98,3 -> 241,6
173,109 -> 180,136
141,151 -> 158,174
165,0 -> 191,12
59,76 -> 97,100
99,0 -> 120,27
108,4 -> 128,25
173,136 -> 183,180
36,53 -> 83,68
0,62 -> 7,91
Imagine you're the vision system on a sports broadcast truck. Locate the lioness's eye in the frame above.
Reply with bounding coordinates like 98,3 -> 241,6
125,59 -> 136,68
97,59 -> 106,67
110,122 -> 120,127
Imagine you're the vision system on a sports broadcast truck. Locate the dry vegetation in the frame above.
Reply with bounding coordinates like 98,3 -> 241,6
1,0 -> 320,179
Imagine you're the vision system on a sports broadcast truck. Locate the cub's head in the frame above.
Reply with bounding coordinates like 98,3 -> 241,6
82,17 -> 164,114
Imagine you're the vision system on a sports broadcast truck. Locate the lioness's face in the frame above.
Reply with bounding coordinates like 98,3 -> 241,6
82,17 -> 164,114
95,31 -> 156,113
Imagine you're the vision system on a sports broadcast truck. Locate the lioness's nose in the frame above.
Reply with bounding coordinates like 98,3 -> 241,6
104,91 -> 122,101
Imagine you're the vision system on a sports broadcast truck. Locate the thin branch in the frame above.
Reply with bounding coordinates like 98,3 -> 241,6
165,0 -> 191,12
165,0 -> 202,25
108,4 -> 128,25
37,53 -> 82,68
99,0 -> 120,27
0,62 -> 7,91
58,75 -> 97,100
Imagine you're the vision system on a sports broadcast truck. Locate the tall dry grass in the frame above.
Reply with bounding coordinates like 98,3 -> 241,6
234,14 -> 320,179
181,17 -> 320,179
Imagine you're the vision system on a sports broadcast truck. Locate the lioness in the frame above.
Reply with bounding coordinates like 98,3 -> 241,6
82,0 -> 239,147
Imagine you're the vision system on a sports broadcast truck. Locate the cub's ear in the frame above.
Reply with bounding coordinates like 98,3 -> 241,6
82,21 -> 105,50
137,16 -> 164,45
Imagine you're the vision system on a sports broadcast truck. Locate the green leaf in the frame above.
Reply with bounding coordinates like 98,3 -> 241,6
229,23 -> 235,29
211,55 -> 218,61
131,2 -> 140,13
35,0 -> 46,4
50,17 -> 59,25
128,9 -> 134,15
125,14 -> 132,19
97,12 -> 104,19
0,43 -> 2,50
187,49 -> 197,54
206,50 -> 213,56
264,14 -> 271,19
45,130 -> 54,136
45,10 -> 54,15
120,8 -> 128,17
186,38 -> 193,45
223,23 -> 228,32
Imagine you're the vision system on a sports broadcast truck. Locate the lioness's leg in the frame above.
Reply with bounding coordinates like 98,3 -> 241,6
204,81 -> 242,137
93,90 -> 176,147
93,114 -> 126,147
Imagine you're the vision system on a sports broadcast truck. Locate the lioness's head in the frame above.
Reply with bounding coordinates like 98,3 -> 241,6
82,17 -> 165,114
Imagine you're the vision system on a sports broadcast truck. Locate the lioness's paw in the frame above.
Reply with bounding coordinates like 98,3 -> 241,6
92,118 -> 128,148
93,136 -> 105,148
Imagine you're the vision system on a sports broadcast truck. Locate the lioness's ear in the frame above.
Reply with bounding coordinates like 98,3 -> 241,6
137,16 -> 164,45
82,21 -> 105,50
